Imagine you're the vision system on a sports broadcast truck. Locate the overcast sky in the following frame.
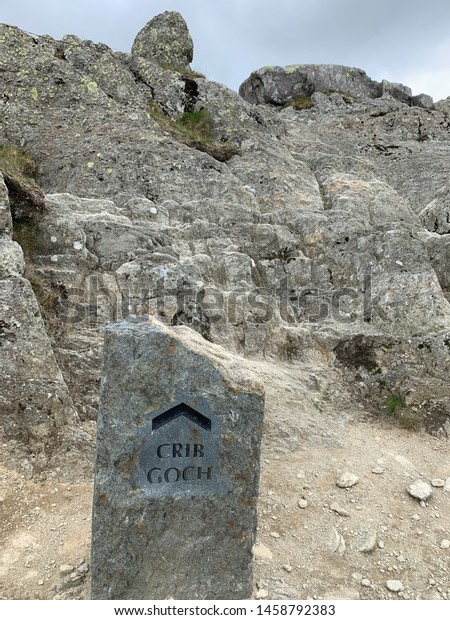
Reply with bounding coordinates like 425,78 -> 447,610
2,0 -> 450,101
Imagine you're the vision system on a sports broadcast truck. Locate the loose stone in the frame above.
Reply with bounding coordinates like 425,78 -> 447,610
358,531 -> 377,553
336,472 -> 359,488
371,467 -> 384,474
386,580 -> 404,592
255,589 -> 269,600
440,539 -> 450,549
59,564 -> 74,575
407,480 -> 433,501
253,544 -> 273,561
330,528 -> 346,555
298,499 -> 308,509
270,532 -> 280,539
330,502 -> 350,517
431,478 -> 445,488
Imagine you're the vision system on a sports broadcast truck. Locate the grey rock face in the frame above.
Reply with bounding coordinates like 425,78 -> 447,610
92,319 -> 265,600
0,175 -> 93,478
239,64 -> 382,105
381,79 -> 412,105
434,96 -> 450,115
0,174 -> 12,236
413,93 -> 434,109
420,184 -> 450,234
131,11 -> 194,69
1,10 -> 450,463
239,65 -> 435,111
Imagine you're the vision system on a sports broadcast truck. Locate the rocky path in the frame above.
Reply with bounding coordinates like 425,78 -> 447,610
0,358 -> 449,600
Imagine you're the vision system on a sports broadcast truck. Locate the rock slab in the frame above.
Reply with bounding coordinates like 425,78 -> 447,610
91,318 -> 265,599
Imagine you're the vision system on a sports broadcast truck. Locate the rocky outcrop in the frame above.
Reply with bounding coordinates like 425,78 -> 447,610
0,175 -> 94,477
131,11 -> 193,69
239,64 -> 433,109
435,96 -> 450,115
239,64 -> 382,105
1,11 -> 450,479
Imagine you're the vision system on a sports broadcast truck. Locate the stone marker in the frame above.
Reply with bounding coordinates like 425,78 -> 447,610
91,318 -> 265,600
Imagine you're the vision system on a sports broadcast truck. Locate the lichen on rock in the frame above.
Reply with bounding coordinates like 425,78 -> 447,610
131,11 -> 194,70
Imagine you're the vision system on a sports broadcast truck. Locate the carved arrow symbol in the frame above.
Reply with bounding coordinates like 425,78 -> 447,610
152,403 -> 211,432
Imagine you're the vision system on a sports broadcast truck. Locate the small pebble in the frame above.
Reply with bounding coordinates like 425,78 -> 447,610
59,564 -> 74,575
298,499 -> 308,509
269,532 -> 280,539
378,541 -> 385,549
431,479 -> 445,488
336,472 -> 359,488
371,467 -> 384,475
407,480 -> 433,501
283,565 -> 293,573
38,579 -> 44,586
255,589 -> 269,600
440,540 -> 450,549
358,531 -> 377,553
330,502 -> 350,517
253,545 -> 271,562
330,528 -> 346,555
386,580 -> 404,593
361,578 -> 371,587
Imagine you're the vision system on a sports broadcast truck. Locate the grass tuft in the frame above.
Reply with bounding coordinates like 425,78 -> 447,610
386,394 -> 403,413
0,145 -> 38,179
0,144 -> 45,220
282,95 -> 313,110
149,104 -> 239,163
385,394 -> 423,431
159,63 -> 206,80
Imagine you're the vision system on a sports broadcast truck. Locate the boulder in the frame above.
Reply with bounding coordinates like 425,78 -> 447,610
131,11 -> 193,69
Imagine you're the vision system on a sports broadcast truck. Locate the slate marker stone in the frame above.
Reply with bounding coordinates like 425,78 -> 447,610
91,318 -> 265,600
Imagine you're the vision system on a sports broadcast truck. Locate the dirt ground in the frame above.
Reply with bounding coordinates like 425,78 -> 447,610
0,358 -> 449,600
